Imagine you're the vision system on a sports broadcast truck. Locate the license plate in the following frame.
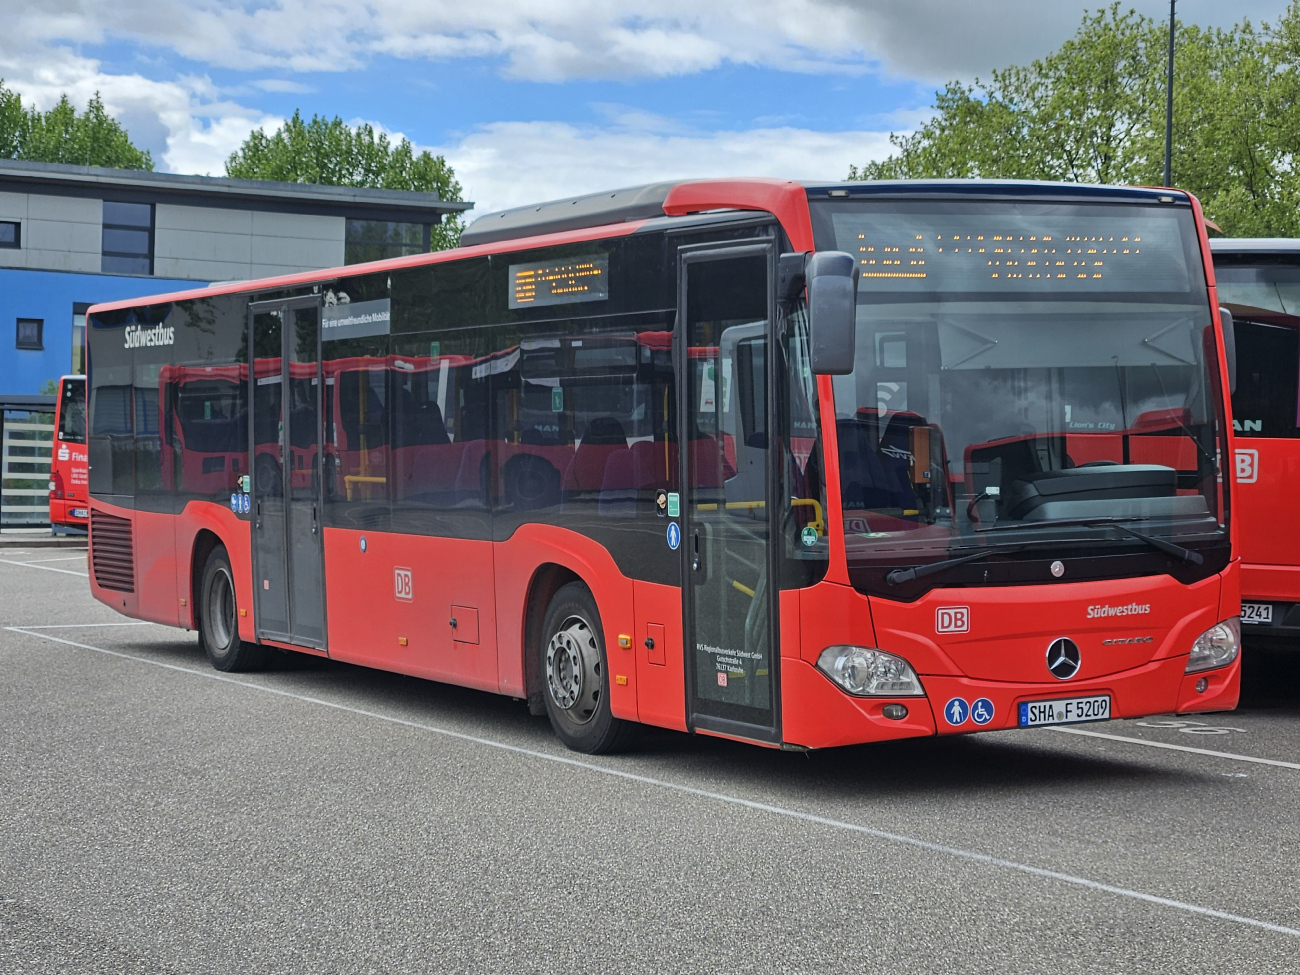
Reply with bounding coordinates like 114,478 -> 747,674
1241,602 -> 1273,624
71,508 -> 88,519
1019,694 -> 1111,728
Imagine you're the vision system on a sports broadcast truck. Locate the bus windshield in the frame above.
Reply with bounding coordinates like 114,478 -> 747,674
810,198 -> 1227,590
58,377 -> 86,444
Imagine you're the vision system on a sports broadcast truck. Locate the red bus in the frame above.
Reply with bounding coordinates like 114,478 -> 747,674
85,179 -> 1241,753
1210,238 -> 1300,648
49,374 -> 89,533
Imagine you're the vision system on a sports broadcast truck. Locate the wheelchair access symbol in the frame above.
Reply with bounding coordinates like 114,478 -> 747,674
971,698 -> 994,725
666,522 -> 681,550
944,697 -> 969,726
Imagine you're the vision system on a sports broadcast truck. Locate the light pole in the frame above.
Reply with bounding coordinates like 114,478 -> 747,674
1165,0 -> 1176,187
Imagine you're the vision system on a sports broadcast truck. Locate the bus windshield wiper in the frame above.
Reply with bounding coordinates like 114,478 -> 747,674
885,542 -> 1028,586
976,517 -> 1203,566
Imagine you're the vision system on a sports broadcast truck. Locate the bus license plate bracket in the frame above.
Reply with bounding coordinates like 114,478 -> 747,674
1018,694 -> 1110,728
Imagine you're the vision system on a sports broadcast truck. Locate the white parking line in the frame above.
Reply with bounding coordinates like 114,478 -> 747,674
20,556 -> 89,564
14,622 -> 154,629
0,557 -> 88,577
6,624 -> 1299,942
1048,726 -> 1300,771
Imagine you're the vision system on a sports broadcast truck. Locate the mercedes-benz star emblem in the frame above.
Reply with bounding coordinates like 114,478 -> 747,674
1046,637 -> 1081,680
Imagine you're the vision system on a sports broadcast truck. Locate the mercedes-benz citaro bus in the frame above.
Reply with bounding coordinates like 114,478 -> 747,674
1210,238 -> 1300,648
84,179 -> 1242,753
49,374 -> 89,533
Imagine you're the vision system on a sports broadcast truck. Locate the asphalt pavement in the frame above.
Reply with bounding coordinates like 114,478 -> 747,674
2,547 -> 1299,973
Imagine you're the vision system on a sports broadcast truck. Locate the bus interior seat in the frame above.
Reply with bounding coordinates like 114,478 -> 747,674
567,416 -> 628,492
836,418 -> 916,512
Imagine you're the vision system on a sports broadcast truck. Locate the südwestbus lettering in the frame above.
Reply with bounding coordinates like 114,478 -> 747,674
124,324 -> 175,348
1086,602 -> 1152,619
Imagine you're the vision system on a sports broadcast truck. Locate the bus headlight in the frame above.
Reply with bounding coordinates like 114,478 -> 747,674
816,646 -> 924,697
1185,618 -> 1241,673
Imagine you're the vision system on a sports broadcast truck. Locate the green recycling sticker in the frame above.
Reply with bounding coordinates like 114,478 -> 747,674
801,525 -> 819,547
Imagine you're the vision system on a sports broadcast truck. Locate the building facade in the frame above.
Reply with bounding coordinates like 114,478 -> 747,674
0,159 -> 470,395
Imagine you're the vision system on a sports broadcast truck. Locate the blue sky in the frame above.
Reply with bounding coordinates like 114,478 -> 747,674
1,1 -> 1289,218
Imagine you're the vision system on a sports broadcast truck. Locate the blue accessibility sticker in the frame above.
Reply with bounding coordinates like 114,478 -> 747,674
944,697 -> 970,726
229,492 -> 240,513
666,522 -> 681,550
971,697 -> 995,725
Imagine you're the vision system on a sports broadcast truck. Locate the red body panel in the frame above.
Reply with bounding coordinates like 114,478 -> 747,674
323,528 -> 500,692
1236,440 -> 1300,606
633,580 -> 687,731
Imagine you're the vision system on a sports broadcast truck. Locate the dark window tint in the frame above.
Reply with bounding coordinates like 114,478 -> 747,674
103,202 -> 152,227
102,201 -> 153,275
90,383 -> 134,496
345,219 -> 428,265
174,380 -> 245,453
58,379 -> 86,444
1232,320 -> 1300,438
16,318 -> 42,350
0,220 -> 18,248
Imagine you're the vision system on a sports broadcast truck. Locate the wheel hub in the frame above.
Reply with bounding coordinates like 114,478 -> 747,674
546,616 -> 601,723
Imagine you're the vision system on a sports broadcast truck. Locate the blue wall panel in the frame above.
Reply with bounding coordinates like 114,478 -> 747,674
1,268 -> 204,395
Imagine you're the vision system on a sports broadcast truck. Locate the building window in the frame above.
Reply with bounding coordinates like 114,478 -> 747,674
101,201 -> 153,275
0,220 -> 18,248
72,302 -> 90,374
16,318 -> 43,350
345,219 -> 429,265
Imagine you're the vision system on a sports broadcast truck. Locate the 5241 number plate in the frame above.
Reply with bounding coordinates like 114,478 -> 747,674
1241,603 -> 1273,624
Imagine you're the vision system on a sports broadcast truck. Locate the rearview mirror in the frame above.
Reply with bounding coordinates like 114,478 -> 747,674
1219,307 -> 1236,394
808,251 -> 857,375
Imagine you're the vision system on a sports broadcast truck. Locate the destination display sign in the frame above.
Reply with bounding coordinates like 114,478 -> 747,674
831,210 -> 1192,294
509,255 -> 609,309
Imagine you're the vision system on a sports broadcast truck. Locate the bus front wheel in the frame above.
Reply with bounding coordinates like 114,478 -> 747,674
199,546 -> 268,672
540,582 -> 636,754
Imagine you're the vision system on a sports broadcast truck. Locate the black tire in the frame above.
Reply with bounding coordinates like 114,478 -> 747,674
539,582 -> 637,753
198,546 -> 268,672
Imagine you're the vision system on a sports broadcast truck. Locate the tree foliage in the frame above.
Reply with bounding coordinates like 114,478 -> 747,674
0,81 -> 152,170
850,3 -> 1300,237
226,110 -> 465,249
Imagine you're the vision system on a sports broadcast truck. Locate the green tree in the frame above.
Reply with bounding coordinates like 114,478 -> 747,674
849,3 -> 1300,237
0,80 -> 152,170
226,110 -> 465,249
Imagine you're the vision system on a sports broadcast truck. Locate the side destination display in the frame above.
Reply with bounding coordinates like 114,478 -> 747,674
509,255 -> 608,309
322,298 -> 391,340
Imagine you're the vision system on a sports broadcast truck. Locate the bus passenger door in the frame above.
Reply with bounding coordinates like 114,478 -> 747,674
678,241 -> 780,743
248,298 -> 327,650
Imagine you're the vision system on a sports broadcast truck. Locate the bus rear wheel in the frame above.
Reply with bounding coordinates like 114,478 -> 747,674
199,546 -> 268,672
540,582 -> 636,754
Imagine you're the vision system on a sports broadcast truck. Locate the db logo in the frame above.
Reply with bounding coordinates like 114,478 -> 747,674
1235,449 -> 1258,484
936,606 -> 970,634
394,567 -> 413,601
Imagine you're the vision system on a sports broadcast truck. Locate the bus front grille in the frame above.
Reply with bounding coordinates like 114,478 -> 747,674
91,510 -> 135,593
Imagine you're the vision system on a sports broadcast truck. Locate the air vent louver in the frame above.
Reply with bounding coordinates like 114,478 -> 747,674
91,509 -> 134,593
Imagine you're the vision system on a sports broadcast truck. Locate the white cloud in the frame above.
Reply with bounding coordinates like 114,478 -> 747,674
7,0 -> 1291,87
436,116 -> 894,217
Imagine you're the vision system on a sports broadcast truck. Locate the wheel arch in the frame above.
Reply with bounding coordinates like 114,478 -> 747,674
522,563 -> 582,715
189,529 -> 224,630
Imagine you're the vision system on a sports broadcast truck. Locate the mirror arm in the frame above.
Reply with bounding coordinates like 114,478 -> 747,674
778,252 -> 808,301
1218,306 -> 1236,395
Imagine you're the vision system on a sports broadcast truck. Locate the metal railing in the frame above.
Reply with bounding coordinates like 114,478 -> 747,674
1,409 -> 54,528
